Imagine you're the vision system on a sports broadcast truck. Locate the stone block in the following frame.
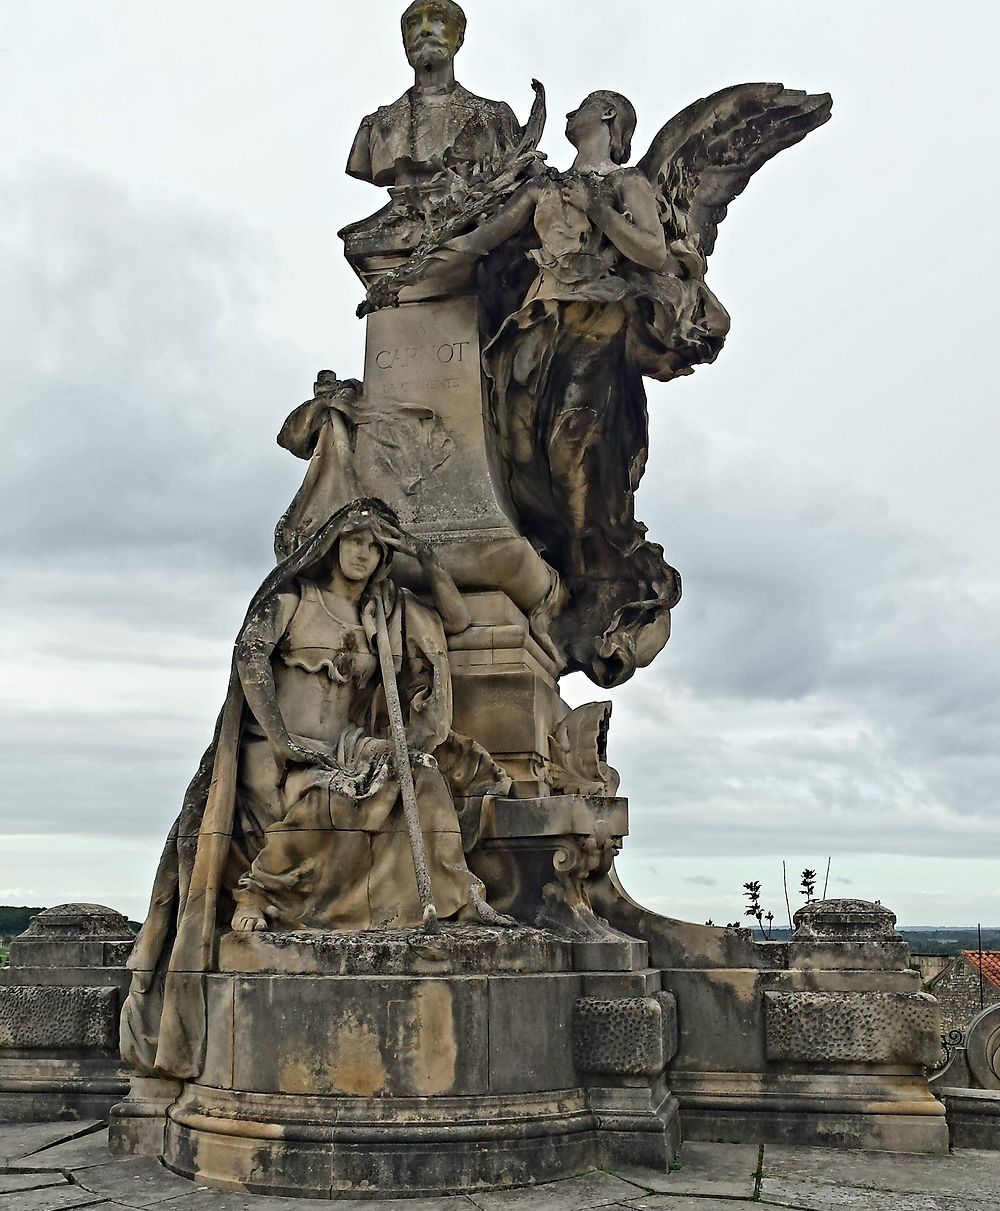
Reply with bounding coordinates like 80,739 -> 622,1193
109,1077 -> 182,1158
487,973 -> 579,1094
0,986 -> 118,1052
573,994 -> 675,1078
765,991 -> 941,1066
231,974 -> 490,1097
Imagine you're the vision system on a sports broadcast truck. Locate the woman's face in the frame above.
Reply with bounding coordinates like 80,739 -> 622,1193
566,94 -> 610,147
337,528 -> 382,584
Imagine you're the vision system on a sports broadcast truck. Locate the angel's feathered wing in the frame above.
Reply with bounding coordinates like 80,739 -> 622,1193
637,83 -> 832,258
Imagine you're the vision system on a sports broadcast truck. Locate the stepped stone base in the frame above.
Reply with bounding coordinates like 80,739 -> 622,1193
110,926 -> 680,1199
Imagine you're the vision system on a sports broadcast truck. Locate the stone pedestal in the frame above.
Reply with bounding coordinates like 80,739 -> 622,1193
111,926 -> 680,1198
592,885 -> 950,1154
0,904 -> 133,1122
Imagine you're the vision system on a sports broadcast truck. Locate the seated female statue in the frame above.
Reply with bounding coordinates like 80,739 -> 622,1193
121,498 -> 509,1080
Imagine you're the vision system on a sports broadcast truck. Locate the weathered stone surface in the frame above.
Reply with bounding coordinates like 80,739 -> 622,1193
573,994 -> 675,1077
13,1128 -> 116,1172
793,899 -> 899,943
487,974 -> 578,1094
765,991 -> 940,1065
763,1142 -> 1000,1199
467,1170 -> 644,1209
616,1141 -> 762,1199
760,1180 -> 995,1210
0,1171 -> 72,1194
219,925 -> 568,977
0,1186 -> 111,1210
0,1120 -> 104,1163
72,1155 -> 207,1207
0,986 -> 118,1051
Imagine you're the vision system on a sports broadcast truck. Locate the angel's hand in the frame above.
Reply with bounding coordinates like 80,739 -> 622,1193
560,176 -> 593,214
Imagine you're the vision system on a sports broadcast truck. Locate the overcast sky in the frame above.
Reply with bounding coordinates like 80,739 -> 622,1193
2,0 -> 998,929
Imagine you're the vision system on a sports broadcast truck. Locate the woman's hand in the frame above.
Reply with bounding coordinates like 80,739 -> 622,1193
560,176 -> 593,214
380,522 -> 437,568
270,738 -> 339,772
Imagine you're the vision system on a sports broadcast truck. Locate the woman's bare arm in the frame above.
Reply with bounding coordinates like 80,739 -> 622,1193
235,591 -> 332,767
447,181 -> 541,257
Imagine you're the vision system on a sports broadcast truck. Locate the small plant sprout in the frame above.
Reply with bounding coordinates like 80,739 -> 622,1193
743,881 -> 774,940
800,869 -> 818,903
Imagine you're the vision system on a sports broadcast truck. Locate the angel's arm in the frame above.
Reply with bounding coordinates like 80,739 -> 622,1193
581,171 -> 668,271
447,180 -> 541,257
587,171 -> 667,271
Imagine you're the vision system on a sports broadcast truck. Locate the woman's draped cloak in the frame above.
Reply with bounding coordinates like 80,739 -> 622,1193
482,168 -> 731,687
121,509 -> 497,1080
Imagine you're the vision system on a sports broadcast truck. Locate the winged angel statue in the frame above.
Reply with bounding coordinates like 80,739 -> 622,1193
362,83 -> 832,688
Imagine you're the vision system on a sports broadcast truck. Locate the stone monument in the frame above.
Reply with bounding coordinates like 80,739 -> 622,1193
109,2 -> 949,1197
0,905 -> 133,1122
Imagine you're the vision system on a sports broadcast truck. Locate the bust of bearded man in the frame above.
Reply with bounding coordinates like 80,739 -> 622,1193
347,0 -> 522,193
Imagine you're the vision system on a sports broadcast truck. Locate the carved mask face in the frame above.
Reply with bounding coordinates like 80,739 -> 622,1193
402,2 -> 464,71
337,528 -> 383,584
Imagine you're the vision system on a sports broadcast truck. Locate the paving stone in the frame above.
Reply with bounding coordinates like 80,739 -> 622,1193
623,1200 -> 756,1209
72,1156 -> 202,1206
469,1170 -> 645,1209
0,1122 -> 103,1164
763,1144 -> 1000,1200
758,1179 -> 996,1211
616,1142 -> 760,1200
0,1183 -> 108,1210
0,1173 -> 71,1194
147,1189 -> 476,1210
15,1132 -> 115,1173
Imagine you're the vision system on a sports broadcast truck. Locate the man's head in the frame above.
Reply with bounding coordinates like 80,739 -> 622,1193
401,0 -> 467,72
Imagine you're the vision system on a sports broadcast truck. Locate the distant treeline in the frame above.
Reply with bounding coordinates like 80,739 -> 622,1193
899,929 -> 1000,956
0,906 -> 45,941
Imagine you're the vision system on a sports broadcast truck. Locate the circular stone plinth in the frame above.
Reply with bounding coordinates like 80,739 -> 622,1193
218,923 -> 571,976
165,924 -> 594,1198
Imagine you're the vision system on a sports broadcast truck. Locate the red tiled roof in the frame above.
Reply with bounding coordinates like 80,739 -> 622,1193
962,951 -> 1000,990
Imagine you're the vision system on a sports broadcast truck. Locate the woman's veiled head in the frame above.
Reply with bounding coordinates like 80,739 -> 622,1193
298,499 -> 399,589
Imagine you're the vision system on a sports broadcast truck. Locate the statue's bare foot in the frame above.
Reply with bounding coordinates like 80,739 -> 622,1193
232,908 -> 269,933
470,884 -> 517,928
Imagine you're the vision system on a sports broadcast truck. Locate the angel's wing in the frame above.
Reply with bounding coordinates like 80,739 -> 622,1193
637,83 -> 832,258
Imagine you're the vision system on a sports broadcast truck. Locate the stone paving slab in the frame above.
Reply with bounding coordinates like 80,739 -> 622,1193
12,1131 -> 117,1174
616,1142 -> 761,1200
72,1157 -> 209,1207
758,1181 -> 996,1211
0,1172 -> 71,1194
762,1144 -> 1000,1200
468,1171 -> 645,1209
624,1200 -> 755,1209
0,1184 -> 108,1210
0,1123 -> 103,1166
146,1190 -> 477,1210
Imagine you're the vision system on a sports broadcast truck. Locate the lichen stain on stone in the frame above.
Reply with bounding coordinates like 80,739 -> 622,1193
409,980 -> 457,1094
326,1015 -> 387,1096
